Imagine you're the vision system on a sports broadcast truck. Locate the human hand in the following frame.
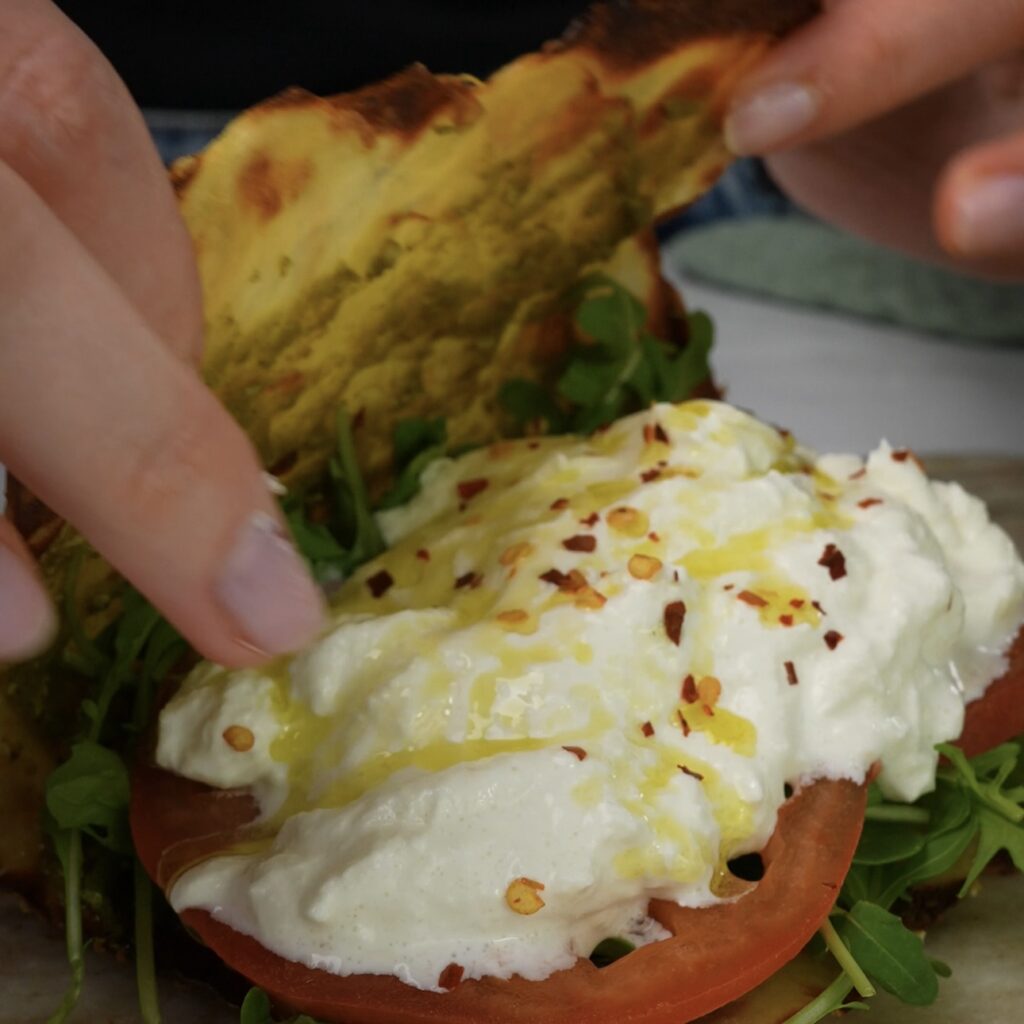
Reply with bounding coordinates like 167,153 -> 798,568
724,0 -> 1024,281
0,0 -> 324,664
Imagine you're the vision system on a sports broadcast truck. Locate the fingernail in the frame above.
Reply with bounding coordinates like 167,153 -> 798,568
0,546 -> 57,661
948,175 -> 1024,256
725,82 -> 821,156
216,511 -> 326,655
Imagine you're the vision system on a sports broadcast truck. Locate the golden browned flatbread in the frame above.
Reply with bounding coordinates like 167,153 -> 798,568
174,0 -> 819,489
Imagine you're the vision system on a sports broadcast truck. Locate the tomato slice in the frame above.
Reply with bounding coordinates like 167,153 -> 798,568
132,760 -> 865,1024
957,628 -> 1024,758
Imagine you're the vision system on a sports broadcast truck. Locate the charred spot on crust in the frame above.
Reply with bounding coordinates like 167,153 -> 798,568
329,65 -> 482,141
562,0 -> 821,69
237,152 -> 315,222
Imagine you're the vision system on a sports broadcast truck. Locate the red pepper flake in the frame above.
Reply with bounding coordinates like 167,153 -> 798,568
891,448 -> 923,469
563,534 -> 597,553
779,614 -> 794,627
702,704 -> 715,718
528,441 -> 541,450
824,630 -> 844,650
550,497 -> 569,511
648,531 -> 661,542
538,568 -> 588,594
678,764 -> 705,782
784,661 -> 799,686
366,570 -> 394,598
562,745 -> 588,761
737,590 -> 768,608
818,543 -> 847,581
849,468 -> 867,480
858,498 -> 883,509
415,548 -> 431,562
789,598 -> 805,609
642,423 -> 671,445
664,601 -> 687,645
579,512 -> 600,527
677,709 -> 691,737
455,572 -> 483,590
641,721 -> 655,738
457,478 -> 489,502
812,600 -> 826,616
640,468 -> 662,483
540,568 -> 568,588
681,674 -> 698,703
438,963 -> 464,990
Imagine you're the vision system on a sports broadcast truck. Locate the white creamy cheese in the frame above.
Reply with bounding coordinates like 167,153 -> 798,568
157,401 -> 1024,992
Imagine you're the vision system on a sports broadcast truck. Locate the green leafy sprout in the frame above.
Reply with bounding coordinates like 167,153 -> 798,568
499,273 -> 713,436
778,738 -> 1024,1024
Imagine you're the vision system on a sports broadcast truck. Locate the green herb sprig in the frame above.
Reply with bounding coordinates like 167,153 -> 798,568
45,584 -> 185,1024
500,274 -> 713,435
782,737 -> 1024,1024
283,407 -> 386,583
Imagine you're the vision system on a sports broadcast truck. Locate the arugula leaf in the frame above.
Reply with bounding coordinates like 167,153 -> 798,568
837,902 -> 940,1006
285,406 -> 388,583
45,742 -> 132,852
934,742 -> 1024,893
961,806 -> 1024,893
852,819 -> 929,866
328,406 -> 385,572
392,416 -> 446,469
872,821 -> 977,910
46,585 -> 179,1024
646,310 -> 714,402
240,988 -> 322,1024
498,379 -> 568,435
378,417 -> 448,510
500,276 -> 713,436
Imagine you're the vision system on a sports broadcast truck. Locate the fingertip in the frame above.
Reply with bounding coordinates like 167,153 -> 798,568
213,510 -> 328,661
935,150 -> 1024,260
0,533 -> 57,662
724,81 -> 823,156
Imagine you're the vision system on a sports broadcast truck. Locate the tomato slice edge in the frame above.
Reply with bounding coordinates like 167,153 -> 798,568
133,766 -> 864,1024
957,627 -> 1024,757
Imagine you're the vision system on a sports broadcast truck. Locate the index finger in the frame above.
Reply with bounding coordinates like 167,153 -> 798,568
724,0 -> 1024,155
0,0 -> 203,362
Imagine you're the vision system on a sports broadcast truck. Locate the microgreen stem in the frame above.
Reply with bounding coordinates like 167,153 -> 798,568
134,857 -> 162,1024
820,917 -> 876,998
47,830 -> 84,1024
864,804 -> 930,824
780,973 -> 856,1024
